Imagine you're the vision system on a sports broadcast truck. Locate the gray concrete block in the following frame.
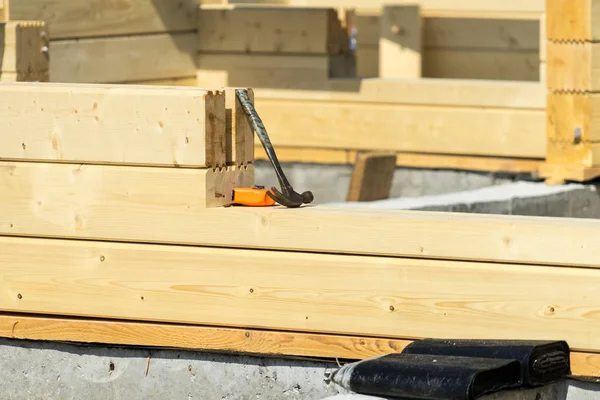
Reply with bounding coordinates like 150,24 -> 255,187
254,162 -> 519,205
0,338 -> 346,400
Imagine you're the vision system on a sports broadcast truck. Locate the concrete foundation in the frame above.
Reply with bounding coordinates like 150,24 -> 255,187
254,161 -> 524,205
323,181 -> 600,218
1,338 -> 598,400
0,338 -> 347,400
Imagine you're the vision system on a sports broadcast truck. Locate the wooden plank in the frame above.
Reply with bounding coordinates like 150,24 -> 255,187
423,48 -> 540,81
9,0 -> 199,40
346,152 -> 397,202
50,33 -> 197,84
0,21 -> 49,81
197,5 -> 349,54
0,82 -> 227,168
196,53 -> 356,89
2,236 -> 600,351
196,53 -> 331,89
6,175 -> 600,268
254,146 -> 543,173
546,0 -> 600,42
123,81 -> 255,166
0,313 -> 598,377
379,5 -> 422,78
251,78 -> 547,110
250,99 -> 545,158
265,0 -> 546,16
547,42 -> 600,92
425,17 -> 540,50
0,161 -> 255,215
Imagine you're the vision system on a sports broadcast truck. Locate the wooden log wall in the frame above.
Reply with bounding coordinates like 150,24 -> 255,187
539,0 -> 600,183
355,7 -> 542,81
196,4 -> 355,90
9,0 -> 201,84
0,77 -> 599,375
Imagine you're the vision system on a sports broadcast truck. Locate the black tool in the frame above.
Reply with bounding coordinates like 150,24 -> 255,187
236,89 -> 314,208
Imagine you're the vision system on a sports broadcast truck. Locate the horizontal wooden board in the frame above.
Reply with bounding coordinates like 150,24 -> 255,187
251,99 -> 545,158
272,0 -> 545,16
252,78 -> 546,109
198,5 -> 348,54
357,14 -> 540,50
546,0 -> 600,41
10,0 -> 198,40
253,146 -> 544,173
547,42 -> 600,92
0,82 -> 226,168
425,17 -> 539,50
6,176 -> 600,268
196,53 -> 337,89
423,48 -> 540,82
0,162 -> 255,214
50,33 -> 197,84
0,313 -> 598,377
2,236 -> 600,351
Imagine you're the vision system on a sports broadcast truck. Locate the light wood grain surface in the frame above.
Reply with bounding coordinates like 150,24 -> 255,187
0,314 -> 597,376
1,236 -> 600,351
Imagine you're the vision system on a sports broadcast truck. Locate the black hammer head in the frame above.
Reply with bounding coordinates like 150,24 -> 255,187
267,186 -> 314,208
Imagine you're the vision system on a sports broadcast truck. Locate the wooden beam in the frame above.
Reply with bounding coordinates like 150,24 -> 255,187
379,5 -> 422,78
196,53 -> 355,90
346,152 -> 397,202
251,78 -> 546,110
50,33 -> 197,84
1,0 -> 8,22
9,0 -> 199,40
124,81 -> 255,167
250,98 -> 545,158
0,21 -> 49,82
0,82 -> 227,168
0,162 -> 254,214
4,178 -> 600,268
240,0 -> 545,17
2,236 -> 600,352
197,5 -> 349,54
253,146 -> 543,174
0,314 -> 598,377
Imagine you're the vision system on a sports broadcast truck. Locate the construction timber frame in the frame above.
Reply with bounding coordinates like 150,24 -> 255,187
7,0 -> 600,184
1,0 -> 600,380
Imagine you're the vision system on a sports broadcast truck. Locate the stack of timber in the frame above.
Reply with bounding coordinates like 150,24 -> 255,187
0,83 -> 600,377
539,0 -> 600,183
196,3 -> 355,89
226,0 -> 545,81
9,0 -> 200,84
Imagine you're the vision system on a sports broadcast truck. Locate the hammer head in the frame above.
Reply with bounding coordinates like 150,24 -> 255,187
267,186 -> 314,208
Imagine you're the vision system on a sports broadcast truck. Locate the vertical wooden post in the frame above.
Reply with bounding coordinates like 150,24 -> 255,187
2,0 -> 9,22
379,5 -> 422,78
541,0 -> 600,183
